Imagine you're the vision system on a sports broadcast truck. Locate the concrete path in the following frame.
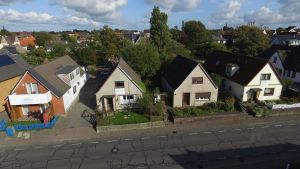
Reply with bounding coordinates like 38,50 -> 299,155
1,115 -> 300,168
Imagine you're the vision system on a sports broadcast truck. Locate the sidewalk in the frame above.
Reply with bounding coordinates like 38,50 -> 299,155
1,112 -> 300,150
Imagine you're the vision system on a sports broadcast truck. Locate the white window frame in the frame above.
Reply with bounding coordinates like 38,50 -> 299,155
195,93 -> 211,101
120,95 -> 136,105
76,68 -> 80,75
26,83 -> 39,94
22,105 -> 30,115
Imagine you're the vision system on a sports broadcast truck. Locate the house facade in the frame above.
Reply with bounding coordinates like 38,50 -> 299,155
0,50 -> 29,113
95,58 -> 144,113
162,55 -> 218,107
271,34 -> 300,46
204,51 -> 283,102
6,55 -> 87,120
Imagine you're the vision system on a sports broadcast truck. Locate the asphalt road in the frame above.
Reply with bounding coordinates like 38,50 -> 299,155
1,119 -> 300,169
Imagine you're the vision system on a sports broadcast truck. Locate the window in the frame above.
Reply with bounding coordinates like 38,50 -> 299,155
26,83 -> 39,94
77,82 -> 80,86
292,71 -> 296,78
115,81 -> 124,88
287,70 -> 291,77
195,93 -> 211,101
192,77 -> 203,84
260,74 -> 271,80
22,105 -> 29,115
70,73 -> 74,80
273,57 -> 277,63
120,95 -> 136,104
264,88 -> 274,96
76,68 -> 80,75
226,66 -> 231,74
73,86 -> 77,94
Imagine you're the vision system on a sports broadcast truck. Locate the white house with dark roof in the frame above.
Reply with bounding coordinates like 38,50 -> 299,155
162,55 -> 218,107
204,51 -> 283,102
95,58 -> 145,113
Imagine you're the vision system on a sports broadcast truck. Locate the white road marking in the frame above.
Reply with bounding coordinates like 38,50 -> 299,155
288,123 -> 296,126
89,141 -> 99,144
53,145 -> 62,148
124,138 -> 133,141
218,130 -> 225,133
260,126 -> 269,128
141,137 -> 149,140
188,132 -> 198,135
107,140 -> 118,143
233,129 -> 241,131
247,128 -> 254,130
203,131 -> 212,134
14,149 -> 24,151
275,124 -> 282,127
34,146 -> 44,149
71,143 -> 82,146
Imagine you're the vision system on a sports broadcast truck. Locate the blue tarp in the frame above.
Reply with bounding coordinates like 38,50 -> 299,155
14,117 -> 59,131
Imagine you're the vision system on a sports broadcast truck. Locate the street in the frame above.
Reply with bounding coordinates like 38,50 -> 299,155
1,116 -> 300,169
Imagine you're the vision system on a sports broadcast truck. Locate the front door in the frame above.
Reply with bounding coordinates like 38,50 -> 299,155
182,93 -> 190,106
106,98 -> 114,112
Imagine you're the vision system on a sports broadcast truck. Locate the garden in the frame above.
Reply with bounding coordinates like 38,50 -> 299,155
97,111 -> 150,126
172,96 -> 237,118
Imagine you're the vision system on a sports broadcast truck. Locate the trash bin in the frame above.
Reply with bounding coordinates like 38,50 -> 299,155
6,127 -> 15,137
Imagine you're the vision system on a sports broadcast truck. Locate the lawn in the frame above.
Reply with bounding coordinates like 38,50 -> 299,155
98,111 -> 150,126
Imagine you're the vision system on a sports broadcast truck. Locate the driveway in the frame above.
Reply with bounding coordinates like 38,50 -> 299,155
54,78 -> 101,130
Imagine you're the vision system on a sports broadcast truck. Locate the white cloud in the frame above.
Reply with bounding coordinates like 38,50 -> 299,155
211,0 -> 243,23
0,9 -> 55,24
244,0 -> 300,26
145,0 -> 202,12
0,0 -> 31,6
58,0 -> 128,24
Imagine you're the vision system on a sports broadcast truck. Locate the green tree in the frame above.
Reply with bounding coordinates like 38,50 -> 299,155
70,47 -> 97,66
23,47 -> 49,65
92,26 -> 130,61
50,43 -> 67,58
33,32 -> 52,47
150,6 -> 171,57
232,26 -> 269,57
121,40 -> 161,80
182,20 -> 212,57
0,27 -> 10,36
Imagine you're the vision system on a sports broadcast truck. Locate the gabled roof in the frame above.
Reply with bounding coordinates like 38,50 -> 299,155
97,57 -> 144,93
283,48 -> 300,72
33,55 -> 80,97
20,36 -> 36,46
204,51 -> 277,86
162,55 -> 217,90
0,49 -> 29,82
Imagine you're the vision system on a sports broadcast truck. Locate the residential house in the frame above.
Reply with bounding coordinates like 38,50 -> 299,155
0,49 -> 29,114
4,35 -> 20,46
271,34 -> 300,46
257,46 -> 300,91
212,35 -> 227,44
204,51 -> 283,102
0,36 -> 8,49
6,55 -> 87,120
162,55 -> 218,107
45,40 -> 66,52
95,58 -> 144,113
19,35 -> 36,50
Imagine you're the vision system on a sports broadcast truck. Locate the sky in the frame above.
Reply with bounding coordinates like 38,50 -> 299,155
0,0 -> 299,32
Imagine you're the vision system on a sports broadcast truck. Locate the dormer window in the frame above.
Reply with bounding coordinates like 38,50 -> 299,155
76,68 -> 80,75
70,73 -> 74,80
226,64 -> 239,77
261,73 -> 271,80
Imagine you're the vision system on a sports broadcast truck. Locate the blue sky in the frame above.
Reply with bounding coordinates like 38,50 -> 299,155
0,0 -> 299,31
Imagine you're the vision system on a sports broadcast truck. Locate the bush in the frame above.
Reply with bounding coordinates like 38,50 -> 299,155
253,106 -> 269,118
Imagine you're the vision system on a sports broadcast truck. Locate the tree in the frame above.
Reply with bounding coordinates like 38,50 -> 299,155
150,6 -> 172,56
33,32 -> 52,46
170,26 -> 183,43
121,40 -> 161,80
232,26 -> 269,57
92,26 -> 130,61
182,20 -> 212,57
0,27 -> 10,36
23,47 -> 49,65
70,46 -> 97,66
50,43 -> 67,58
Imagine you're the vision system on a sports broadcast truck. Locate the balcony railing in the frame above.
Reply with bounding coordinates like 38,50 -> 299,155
8,91 -> 52,106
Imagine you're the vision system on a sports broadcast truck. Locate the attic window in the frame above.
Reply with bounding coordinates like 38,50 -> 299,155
115,81 -> 124,88
260,74 -> 271,80
192,77 -> 203,84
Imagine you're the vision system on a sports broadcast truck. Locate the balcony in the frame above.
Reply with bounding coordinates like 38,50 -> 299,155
8,91 -> 52,106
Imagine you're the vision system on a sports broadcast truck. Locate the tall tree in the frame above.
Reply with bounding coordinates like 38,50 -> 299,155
182,20 -> 212,57
121,41 -> 161,80
33,32 -> 52,47
232,26 -> 269,57
150,6 -> 171,56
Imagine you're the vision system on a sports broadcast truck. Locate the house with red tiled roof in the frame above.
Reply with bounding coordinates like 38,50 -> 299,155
19,36 -> 36,50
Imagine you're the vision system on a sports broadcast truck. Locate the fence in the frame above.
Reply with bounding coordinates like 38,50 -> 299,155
14,116 -> 59,131
0,119 -> 7,131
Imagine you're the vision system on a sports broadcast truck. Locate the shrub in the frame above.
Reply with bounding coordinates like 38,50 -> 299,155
253,106 -> 269,118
